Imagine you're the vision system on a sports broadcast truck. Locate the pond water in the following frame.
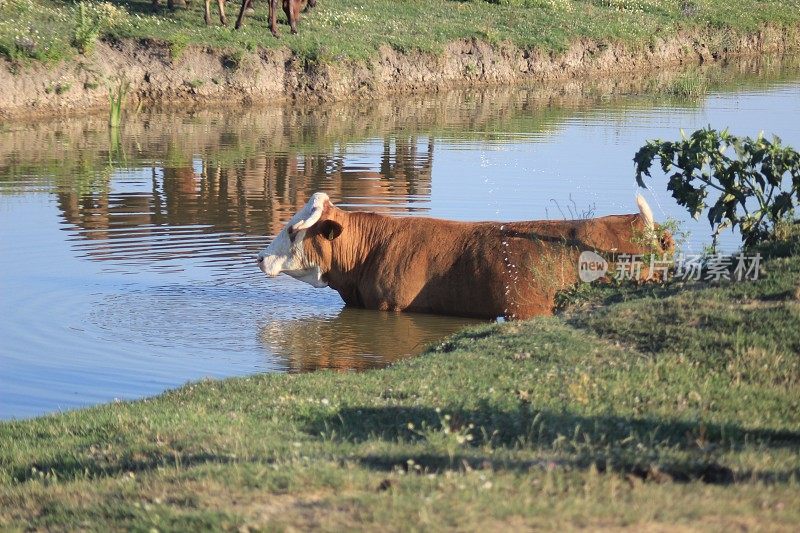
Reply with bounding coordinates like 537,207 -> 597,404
2,58 -> 799,419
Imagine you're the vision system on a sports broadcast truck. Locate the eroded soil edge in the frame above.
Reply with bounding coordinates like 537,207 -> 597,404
1,26 -> 798,119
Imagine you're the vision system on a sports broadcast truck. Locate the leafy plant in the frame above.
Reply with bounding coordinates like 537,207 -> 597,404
108,78 -> 129,129
634,127 -> 800,247
168,33 -> 189,61
71,1 -> 126,54
630,217 -> 684,263
72,1 -> 101,54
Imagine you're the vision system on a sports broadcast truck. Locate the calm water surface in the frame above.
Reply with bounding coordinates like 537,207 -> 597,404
2,59 -> 799,419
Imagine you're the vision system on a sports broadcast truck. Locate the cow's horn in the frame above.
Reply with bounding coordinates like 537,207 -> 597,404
291,193 -> 328,232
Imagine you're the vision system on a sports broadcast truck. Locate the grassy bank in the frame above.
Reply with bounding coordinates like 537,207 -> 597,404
2,230 -> 799,529
2,0 -> 800,64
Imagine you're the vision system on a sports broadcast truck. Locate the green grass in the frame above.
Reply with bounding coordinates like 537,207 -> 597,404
1,228 -> 799,529
2,0 -> 800,64
666,69 -> 710,97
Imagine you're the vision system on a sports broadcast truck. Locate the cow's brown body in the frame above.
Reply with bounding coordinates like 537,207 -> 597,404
293,203 -> 666,319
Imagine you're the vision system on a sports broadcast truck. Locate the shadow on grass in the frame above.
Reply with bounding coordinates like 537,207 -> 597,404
8,449 -> 244,484
9,404 -> 799,486
562,281 -> 698,311
115,0 -> 173,17
304,404 -> 800,485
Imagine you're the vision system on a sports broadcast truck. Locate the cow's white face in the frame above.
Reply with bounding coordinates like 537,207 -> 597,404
257,192 -> 330,288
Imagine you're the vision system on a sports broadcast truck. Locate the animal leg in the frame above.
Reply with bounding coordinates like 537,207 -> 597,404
269,0 -> 280,37
282,0 -> 296,34
218,0 -> 227,25
290,0 -> 300,33
204,0 -> 212,25
235,0 -> 251,29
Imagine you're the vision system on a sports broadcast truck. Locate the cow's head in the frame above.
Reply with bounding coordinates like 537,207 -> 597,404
257,192 -> 343,288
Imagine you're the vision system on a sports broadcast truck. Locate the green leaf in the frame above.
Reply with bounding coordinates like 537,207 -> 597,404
634,127 -> 800,246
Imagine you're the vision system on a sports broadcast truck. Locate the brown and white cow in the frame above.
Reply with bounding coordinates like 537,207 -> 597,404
257,193 -> 671,319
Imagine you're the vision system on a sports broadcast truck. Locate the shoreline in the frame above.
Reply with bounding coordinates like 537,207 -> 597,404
1,25 -> 799,120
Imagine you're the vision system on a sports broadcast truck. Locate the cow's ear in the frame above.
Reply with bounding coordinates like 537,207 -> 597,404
318,220 -> 343,241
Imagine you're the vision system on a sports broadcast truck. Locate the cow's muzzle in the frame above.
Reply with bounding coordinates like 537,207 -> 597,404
257,254 -> 274,276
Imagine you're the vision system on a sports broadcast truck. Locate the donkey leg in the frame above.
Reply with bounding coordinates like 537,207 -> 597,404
289,0 -> 299,34
218,0 -> 227,25
234,0 -> 251,29
269,0 -> 280,38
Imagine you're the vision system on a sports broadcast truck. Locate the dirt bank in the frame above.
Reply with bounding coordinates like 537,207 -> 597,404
0,26 -> 798,119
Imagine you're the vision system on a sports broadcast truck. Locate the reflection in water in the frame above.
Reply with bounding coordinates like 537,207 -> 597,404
261,308 -> 483,372
95,137 -> 430,230
53,137 -> 434,280
1,56 -> 799,419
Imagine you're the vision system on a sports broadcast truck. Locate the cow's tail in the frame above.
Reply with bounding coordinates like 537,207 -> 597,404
636,193 -> 674,253
636,193 -> 655,232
